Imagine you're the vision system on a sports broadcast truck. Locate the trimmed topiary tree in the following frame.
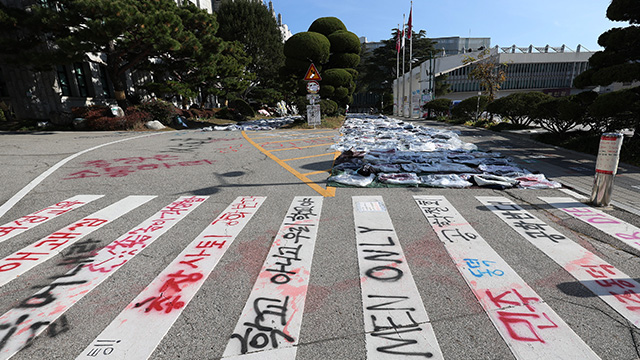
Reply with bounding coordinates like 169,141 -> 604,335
283,31 -> 331,67
308,17 -> 347,36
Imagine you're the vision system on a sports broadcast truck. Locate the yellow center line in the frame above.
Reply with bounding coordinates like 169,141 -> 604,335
242,131 -> 336,197
256,135 -> 335,145
269,143 -> 334,152
302,169 -> 332,176
281,152 -> 340,162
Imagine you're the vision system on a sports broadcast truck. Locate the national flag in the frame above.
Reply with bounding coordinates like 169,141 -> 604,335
407,4 -> 413,40
401,19 -> 405,48
396,26 -> 402,53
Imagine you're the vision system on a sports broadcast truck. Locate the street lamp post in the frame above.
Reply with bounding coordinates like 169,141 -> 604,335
475,91 -> 481,122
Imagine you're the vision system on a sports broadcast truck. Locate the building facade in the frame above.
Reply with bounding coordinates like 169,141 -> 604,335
394,44 -> 596,118
431,36 -> 491,56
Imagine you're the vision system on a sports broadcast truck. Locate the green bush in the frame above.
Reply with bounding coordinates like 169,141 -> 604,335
216,107 -> 238,120
308,17 -> 347,36
327,30 -> 361,54
319,99 -> 338,116
0,109 -> 6,122
319,85 -> 335,97
451,96 -> 489,121
322,68 -> 352,88
334,86 -> 349,100
137,99 -> 177,126
329,53 -> 360,68
229,99 -> 256,118
423,98 -> 452,113
284,32 -> 331,64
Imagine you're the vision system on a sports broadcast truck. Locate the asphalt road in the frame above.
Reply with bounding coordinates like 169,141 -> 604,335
0,123 -> 639,360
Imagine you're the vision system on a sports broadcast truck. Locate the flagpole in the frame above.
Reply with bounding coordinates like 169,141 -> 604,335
408,2 -> 413,119
402,13 -> 406,118
396,25 -> 400,117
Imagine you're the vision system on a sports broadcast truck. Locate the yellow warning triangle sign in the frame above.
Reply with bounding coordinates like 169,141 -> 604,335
304,63 -> 322,81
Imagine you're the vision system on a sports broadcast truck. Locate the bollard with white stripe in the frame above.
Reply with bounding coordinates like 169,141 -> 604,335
590,133 -> 624,207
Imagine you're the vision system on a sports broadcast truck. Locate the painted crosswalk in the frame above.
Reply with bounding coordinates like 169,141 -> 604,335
0,193 -> 637,359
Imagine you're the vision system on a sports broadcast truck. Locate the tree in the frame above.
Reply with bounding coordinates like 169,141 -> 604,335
462,49 -> 507,102
143,3 -> 251,106
216,0 -> 285,105
0,0 -> 198,109
283,17 -> 360,108
574,0 -> 640,88
531,95 -> 594,134
589,87 -> 640,134
486,92 -> 551,126
357,29 -> 435,96
423,98 -> 452,118
451,95 -> 489,121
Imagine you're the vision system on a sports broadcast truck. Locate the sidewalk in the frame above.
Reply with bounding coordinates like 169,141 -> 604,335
396,116 -> 640,216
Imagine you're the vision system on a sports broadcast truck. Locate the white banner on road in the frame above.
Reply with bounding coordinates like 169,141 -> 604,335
414,195 -> 599,360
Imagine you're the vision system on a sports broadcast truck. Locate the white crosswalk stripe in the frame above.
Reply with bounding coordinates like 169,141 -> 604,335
223,197 -> 323,359
353,196 -> 443,359
479,196 -> 640,328
0,195 -> 103,244
78,196 -> 265,359
414,195 -> 599,359
0,193 -> 636,359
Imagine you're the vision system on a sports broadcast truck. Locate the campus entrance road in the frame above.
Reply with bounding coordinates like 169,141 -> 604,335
0,126 -> 639,360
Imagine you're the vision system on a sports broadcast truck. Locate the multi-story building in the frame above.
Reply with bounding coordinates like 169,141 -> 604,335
431,36 -> 491,56
394,43 -> 598,118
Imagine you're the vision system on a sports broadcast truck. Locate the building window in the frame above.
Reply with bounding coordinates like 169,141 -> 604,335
73,62 -> 90,97
99,66 -> 112,98
0,69 -> 8,97
56,65 -> 71,96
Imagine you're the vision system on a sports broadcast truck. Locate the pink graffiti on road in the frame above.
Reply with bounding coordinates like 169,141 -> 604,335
63,155 -> 215,180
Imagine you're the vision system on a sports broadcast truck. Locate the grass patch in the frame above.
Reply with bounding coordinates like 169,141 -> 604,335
284,115 -> 345,129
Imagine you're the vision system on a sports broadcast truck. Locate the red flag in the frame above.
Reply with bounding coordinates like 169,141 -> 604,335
407,5 -> 412,40
396,27 -> 401,53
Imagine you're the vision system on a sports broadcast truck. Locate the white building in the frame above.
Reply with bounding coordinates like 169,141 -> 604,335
393,44 -> 597,118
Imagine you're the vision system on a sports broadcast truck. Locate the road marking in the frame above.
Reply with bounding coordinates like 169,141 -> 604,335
301,169 -> 332,176
250,130 -> 336,140
257,135 -> 335,144
479,196 -> 640,328
559,188 -> 589,200
0,195 -> 103,244
269,143 -> 334,152
0,195 -> 155,289
632,185 -> 640,191
281,152 -> 340,162
353,196 -> 443,359
242,132 -> 335,197
77,196 -> 266,360
222,197 -> 323,359
414,195 -> 599,360
0,196 -> 205,359
540,197 -> 640,252
0,132 -> 164,220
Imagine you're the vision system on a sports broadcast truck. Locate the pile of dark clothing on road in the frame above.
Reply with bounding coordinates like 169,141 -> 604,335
327,115 -> 561,189
202,116 -> 302,131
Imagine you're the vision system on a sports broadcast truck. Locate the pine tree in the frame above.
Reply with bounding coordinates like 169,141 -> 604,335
0,0 -> 197,108
574,0 -> 640,87
216,0 -> 285,105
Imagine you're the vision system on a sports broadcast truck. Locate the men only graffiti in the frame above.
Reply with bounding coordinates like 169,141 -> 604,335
353,196 -> 443,359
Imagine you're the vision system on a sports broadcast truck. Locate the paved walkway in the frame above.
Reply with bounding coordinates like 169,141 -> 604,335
398,116 -> 640,216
